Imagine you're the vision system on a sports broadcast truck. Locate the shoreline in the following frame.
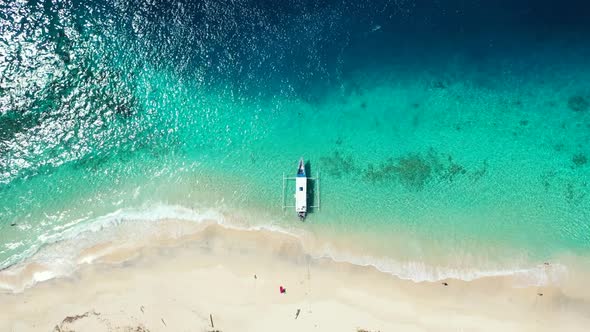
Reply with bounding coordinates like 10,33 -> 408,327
2,222 -> 590,331
0,206 -> 575,294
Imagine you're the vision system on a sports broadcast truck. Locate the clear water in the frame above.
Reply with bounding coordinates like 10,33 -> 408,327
1,0 -> 589,285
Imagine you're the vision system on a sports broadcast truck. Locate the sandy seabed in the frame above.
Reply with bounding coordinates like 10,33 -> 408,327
1,221 -> 589,332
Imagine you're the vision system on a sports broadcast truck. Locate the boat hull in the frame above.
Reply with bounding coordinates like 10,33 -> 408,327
296,158 -> 307,219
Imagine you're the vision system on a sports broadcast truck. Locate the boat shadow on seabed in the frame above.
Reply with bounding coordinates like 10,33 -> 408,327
305,160 -> 317,215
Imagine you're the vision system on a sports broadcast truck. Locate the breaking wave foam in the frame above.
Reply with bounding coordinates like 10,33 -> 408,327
0,204 -> 570,293
312,247 -> 567,287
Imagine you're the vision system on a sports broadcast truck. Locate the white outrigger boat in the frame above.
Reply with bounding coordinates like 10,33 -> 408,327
282,158 -> 320,221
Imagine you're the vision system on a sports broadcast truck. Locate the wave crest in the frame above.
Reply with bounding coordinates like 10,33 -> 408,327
0,204 -> 571,293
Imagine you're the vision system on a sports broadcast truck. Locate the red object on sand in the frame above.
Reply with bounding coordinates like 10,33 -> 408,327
279,286 -> 286,294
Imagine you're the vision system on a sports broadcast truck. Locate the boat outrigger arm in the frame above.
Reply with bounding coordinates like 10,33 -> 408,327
282,158 -> 320,220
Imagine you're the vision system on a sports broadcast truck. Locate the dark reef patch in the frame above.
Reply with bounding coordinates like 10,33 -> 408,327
319,151 -> 356,178
469,160 -> 488,183
540,170 -> 587,204
442,156 -> 467,182
395,154 -> 433,188
564,181 -> 587,204
565,183 -> 575,202
572,153 -> 587,167
567,95 -> 589,113
431,80 -> 447,90
540,171 -> 556,191
553,143 -> 565,152
364,160 -> 397,183
363,154 -> 433,189
362,150 -> 480,190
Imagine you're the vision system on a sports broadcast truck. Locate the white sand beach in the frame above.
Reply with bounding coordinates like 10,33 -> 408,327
1,222 -> 590,332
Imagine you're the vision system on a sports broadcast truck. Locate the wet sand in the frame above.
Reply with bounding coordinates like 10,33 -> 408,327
1,223 -> 589,331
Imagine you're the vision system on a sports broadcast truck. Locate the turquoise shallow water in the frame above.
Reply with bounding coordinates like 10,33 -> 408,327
1,0 -> 590,286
